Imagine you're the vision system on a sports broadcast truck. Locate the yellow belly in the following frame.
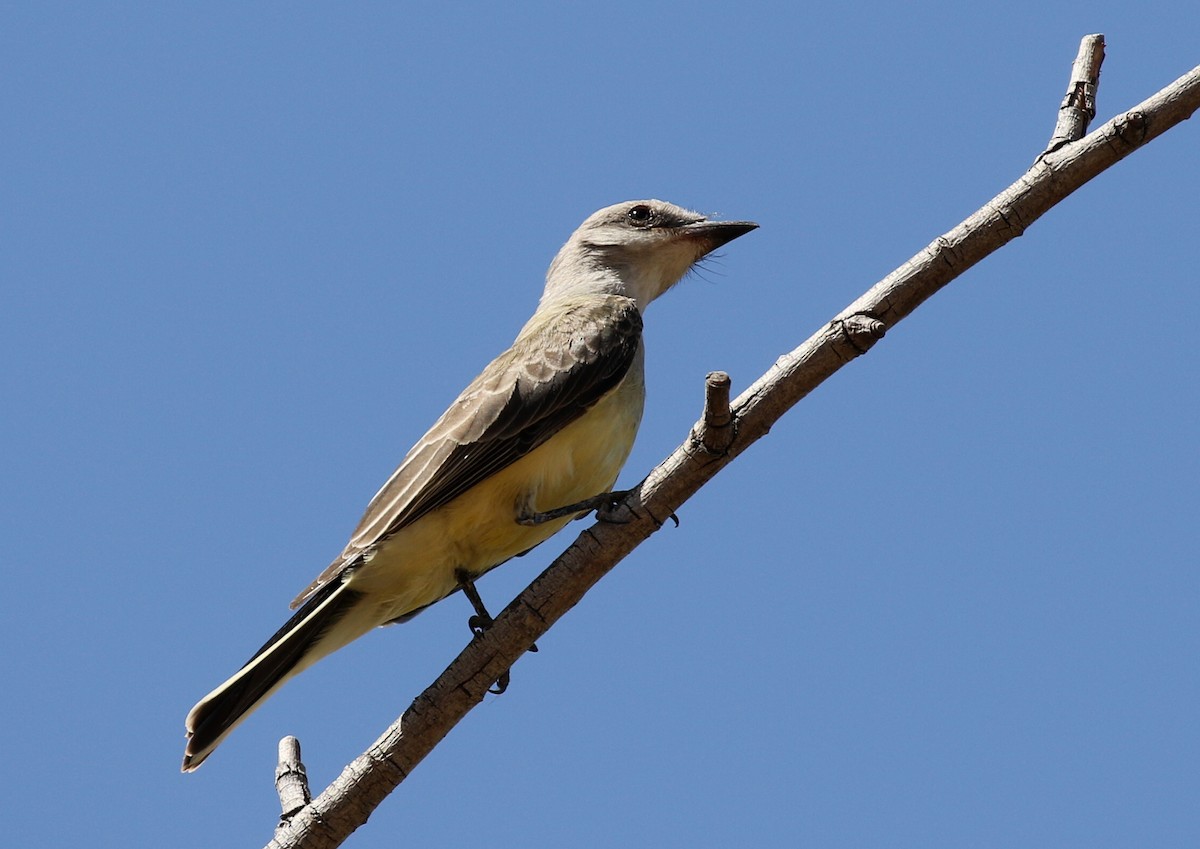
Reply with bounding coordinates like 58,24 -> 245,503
348,364 -> 645,623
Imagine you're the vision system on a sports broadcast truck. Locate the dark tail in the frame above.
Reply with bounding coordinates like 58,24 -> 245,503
182,578 -> 363,771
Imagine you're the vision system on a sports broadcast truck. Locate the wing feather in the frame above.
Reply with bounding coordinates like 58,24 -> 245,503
290,295 -> 642,607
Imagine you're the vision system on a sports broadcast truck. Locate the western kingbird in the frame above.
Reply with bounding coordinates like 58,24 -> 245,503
182,199 -> 756,771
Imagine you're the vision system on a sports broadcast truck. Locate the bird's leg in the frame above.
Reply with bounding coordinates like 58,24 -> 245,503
454,569 -> 537,696
517,488 -> 635,526
456,570 -> 495,633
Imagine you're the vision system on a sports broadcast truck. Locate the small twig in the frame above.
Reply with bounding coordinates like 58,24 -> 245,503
1042,34 -> 1105,157
693,371 -> 734,454
274,737 -> 312,830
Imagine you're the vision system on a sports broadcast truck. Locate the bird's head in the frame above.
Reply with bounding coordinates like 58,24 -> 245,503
543,200 -> 757,310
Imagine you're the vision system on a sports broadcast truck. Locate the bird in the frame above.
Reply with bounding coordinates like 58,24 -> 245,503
182,199 -> 757,771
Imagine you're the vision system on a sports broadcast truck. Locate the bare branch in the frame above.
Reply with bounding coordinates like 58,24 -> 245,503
1043,34 -> 1106,156
267,53 -> 1200,849
274,737 -> 311,831
694,370 -> 734,455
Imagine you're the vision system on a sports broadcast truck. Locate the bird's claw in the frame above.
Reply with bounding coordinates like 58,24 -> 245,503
519,488 -> 636,526
594,492 -> 636,524
457,569 -> 536,695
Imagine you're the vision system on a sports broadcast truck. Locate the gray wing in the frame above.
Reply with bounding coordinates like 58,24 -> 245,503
290,295 -> 642,607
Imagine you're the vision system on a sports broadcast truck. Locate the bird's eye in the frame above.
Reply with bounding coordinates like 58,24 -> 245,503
626,204 -> 654,226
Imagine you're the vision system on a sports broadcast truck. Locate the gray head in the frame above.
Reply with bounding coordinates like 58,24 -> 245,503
542,200 -> 757,311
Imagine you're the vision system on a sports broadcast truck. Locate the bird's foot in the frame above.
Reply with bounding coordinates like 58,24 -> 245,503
517,489 -> 636,526
455,570 -> 536,695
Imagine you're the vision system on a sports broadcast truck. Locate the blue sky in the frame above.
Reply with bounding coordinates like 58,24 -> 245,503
3,3 -> 1198,847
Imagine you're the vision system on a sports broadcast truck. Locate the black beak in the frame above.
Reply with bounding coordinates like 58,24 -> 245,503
682,219 -> 759,253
